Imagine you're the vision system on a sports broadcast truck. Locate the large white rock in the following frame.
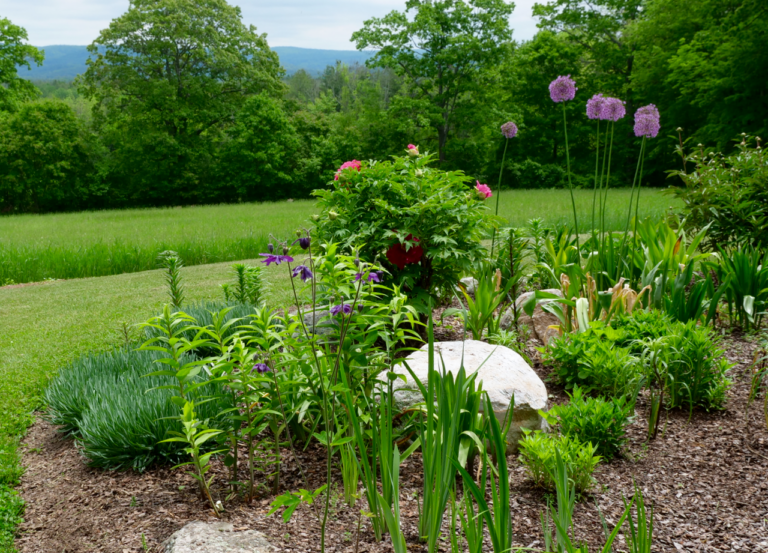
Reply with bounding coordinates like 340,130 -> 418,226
163,521 -> 275,553
501,289 -> 563,345
387,340 -> 548,451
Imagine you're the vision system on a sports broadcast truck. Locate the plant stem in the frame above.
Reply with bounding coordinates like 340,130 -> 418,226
631,140 -> 647,289
617,136 -> 646,283
490,138 -> 510,258
591,120 -> 601,252
562,104 -> 581,265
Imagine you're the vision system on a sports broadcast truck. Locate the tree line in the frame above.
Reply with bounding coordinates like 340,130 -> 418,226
0,0 -> 765,214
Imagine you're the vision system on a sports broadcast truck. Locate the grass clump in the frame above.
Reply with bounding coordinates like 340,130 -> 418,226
45,347 -> 235,471
0,485 -> 24,550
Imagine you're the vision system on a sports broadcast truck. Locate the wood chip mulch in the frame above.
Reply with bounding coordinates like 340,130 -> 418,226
15,332 -> 768,553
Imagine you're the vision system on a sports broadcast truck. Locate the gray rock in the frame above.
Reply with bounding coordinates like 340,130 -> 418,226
458,276 -> 479,295
385,340 -> 548,451
163,521 -> 275,553
501,289 -> 563,345
301,309 -> 338,336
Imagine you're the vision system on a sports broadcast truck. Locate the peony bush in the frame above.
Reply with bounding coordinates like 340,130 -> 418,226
313,151 -> 499,309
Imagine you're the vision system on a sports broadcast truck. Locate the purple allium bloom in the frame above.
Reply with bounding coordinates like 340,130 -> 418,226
501,121 -> 518,139
259,253 -> 294,266
586,94 -> 606,120
634,104 -> 661,138
254,363 -> 270,374
549,75 -> 577,103
602,97 -> 626,122
292,265 -> 313,282
330,303 -> 353,316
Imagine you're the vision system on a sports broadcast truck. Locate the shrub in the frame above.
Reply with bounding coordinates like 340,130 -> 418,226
44,348 -> 234,471
542,324 -> 643,398
314,153 -> 497,308
545,387 -> 634,459
611,309 -> 672,354
518,431 -> 600,493
670,137 -> 768,249
664,321 -> 732,411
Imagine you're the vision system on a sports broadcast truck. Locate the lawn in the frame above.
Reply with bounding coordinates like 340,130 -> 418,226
0,189 -> 680,284
0,259 -> 293,550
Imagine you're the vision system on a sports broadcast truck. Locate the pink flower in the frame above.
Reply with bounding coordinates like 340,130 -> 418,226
334,160 -> 362,181
475,181 -> 492,199
406,144 -> 419,157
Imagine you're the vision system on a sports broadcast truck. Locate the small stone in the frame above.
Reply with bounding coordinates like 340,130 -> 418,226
163,521 -> 275,553
458,277 -> 479,295
384,340 -> 548,451
500,289 -> 563,345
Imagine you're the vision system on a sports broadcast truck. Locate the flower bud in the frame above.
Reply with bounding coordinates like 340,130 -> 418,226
406,144 -> 419,157
311,214 -> 320,222
282,245 -> 289,256
354,256 -> 360,268
329,211 -> 338,220
676,127 -> 683,133
415,169 -> 424,177
299,237 -> 310,250
268,243 -> 274,253
296,230 -> 303,238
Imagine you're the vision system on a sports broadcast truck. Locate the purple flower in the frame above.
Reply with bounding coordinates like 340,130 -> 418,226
586,94 -> 606,120
330,303 -> 353,316
292,265 -> 313,282
254,363 -> 270,374
634,104 -> 660,138
501,121 -> 518,139
602,97 -> 626,122
549,75 -> 577,103
292,237 -> 311,250
267,243 -> 274,253
259,253 -> 294,266
354,271 -> 382,283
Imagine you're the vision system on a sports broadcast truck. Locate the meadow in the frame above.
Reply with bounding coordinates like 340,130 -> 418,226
0,188 -> 679,285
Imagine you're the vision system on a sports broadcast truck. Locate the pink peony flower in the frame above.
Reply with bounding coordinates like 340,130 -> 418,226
406,144 -> 419,157
334,160 -> 362,181
475,181 -> 492,199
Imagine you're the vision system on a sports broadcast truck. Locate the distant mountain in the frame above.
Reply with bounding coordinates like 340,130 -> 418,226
20,45 -> 376,81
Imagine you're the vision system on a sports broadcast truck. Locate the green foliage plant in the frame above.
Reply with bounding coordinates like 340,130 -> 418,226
623,482 -> 654,553
519,431 -> 600,493
221,263 -> 267,306
0,485 -> 24,551
545,387 -> 634,459
0,17 -> 43,111
444,268 -> 512,340
747,336 -> 768,430
714,246 -> 768,330
157,251 -> 185,309
314,152 -> 497,307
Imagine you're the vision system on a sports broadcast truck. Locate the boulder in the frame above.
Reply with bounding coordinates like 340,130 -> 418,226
458,276 -> 479,295
385,340 -> 548,451
500,289 -> 563,345
163,521 -> 275,553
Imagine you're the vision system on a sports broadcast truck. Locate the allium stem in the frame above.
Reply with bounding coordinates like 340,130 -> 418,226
562,104 -> 581,266
490,138 -> 510,258
631,141 -> 647,289
591,120 -> 601,251
617,136 -> 646,283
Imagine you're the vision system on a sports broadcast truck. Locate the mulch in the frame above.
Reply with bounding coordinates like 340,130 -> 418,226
15,330 -> 768,553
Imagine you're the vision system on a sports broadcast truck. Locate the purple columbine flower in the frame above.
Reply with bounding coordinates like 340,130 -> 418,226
549,75 -> 577,103
254,363 -> 270,374
501,121 -> 518,139
292,237 -> 311,250
259,253 -> 294,266
586,94 -> 606,120
634,104 -> 660,138
330,303 -> 353,316
355,271 -> 382,283
292,265 -> 313,282
602,97 -> 626,122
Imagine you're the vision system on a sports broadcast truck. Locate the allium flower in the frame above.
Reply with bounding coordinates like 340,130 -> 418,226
634,104 -> 660,138
254,363 -> 270,374
291,265 -> 313,282
407,144 -> 419,157
334,160 -> 362,181
386,235 -> 423,270
501,122 -> 518,139
586,94 -> 606,120
330,303 -> 353,316
602,97 -> 626,122
549,75 -> 577,103
259,253 -> 294,266
475,182 -> 492,199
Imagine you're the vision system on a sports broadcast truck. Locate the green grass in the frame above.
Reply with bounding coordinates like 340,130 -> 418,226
0,189 -> 679,285
0,259 -> 293,550
0,200 -> 316,284
496,187 -> 681,230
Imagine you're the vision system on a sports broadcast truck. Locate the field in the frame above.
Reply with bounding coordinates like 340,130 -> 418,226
0,188 -> 680,284
0,260 -> 293,549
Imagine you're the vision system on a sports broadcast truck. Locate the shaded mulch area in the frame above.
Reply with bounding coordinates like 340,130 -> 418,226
16,333 -> 768,553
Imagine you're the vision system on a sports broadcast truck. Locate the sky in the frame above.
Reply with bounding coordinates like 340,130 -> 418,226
5,0 -> 541,49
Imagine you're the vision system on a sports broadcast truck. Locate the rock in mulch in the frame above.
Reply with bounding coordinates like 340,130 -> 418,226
385,340 -> 548,451
458,276 -> 479,295
501,288 -> 563,345
163,521 -> 275,553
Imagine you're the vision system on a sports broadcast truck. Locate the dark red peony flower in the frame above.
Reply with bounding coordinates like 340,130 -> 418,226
386,234 -> 423,270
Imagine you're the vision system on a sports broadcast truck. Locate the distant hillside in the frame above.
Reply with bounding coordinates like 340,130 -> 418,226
20,45 -> 376,81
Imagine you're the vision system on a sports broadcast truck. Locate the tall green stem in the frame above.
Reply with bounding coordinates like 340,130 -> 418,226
591,120 -> 601,253
601,122 -> 616,253
631,142 -> 647,289
562,104 -> 581,265
490,138 -> 510,258
617,136 -> 646,283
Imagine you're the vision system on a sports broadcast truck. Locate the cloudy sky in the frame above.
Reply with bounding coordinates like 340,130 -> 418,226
6,0 -> 541,49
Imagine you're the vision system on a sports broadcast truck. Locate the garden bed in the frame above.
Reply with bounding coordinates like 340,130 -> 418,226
16,333 -> 768,553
